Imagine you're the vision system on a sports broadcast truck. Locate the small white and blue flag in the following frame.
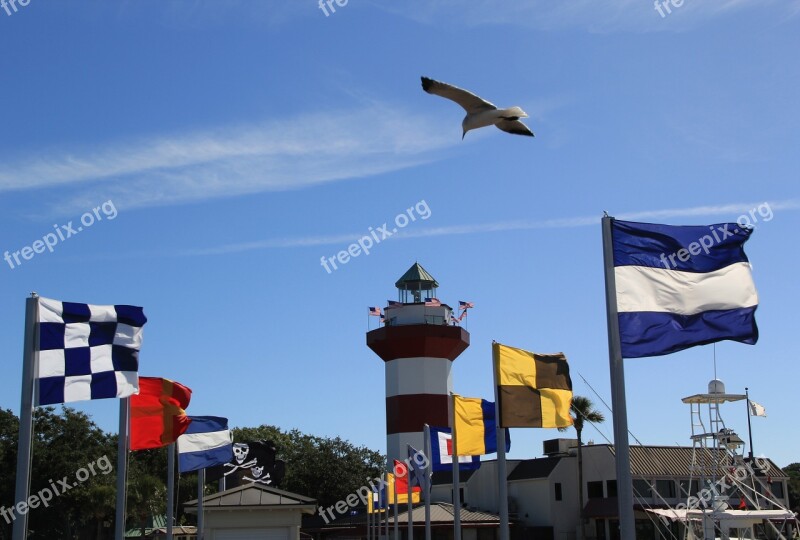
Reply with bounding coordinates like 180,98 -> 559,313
612,219 -> 759,358
177,416 -> 234,473
37,297 -> 146,406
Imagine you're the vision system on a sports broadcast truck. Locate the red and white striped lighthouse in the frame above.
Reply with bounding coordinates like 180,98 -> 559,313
366,263 -> 470,464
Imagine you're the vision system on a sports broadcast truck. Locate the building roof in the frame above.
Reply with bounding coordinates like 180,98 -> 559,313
395,263 -> 439,288
184,483 -> 317,513
306,503 -> 499,529
596,445 -> 787,479
413,503 -> 500,524
507,456 -> 564,481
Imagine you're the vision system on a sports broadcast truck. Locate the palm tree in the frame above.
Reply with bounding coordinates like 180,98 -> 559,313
559,396 -> 605,540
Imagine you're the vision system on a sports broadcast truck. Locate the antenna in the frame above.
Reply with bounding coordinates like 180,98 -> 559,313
713,343 -> 717,380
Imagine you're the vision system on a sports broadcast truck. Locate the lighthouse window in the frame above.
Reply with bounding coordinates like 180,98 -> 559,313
554,483 -> 563,501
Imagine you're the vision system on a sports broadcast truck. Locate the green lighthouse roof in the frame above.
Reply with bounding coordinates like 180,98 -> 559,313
395,262 -> 439,288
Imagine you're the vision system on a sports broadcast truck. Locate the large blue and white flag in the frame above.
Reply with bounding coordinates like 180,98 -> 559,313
612,219 -> 759,358
37,297 -> 146,406
428,427 -> 480,472
177,416 -> 234,473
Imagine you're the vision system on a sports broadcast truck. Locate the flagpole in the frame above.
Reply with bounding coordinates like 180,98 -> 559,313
423,425 -> 432,540
384,472 -> 389,540
197,468 -> 205,540
406,447 -> 413,540
115,397 -> 130,540
745,387 -> 754,462
449,394 -> 462,540
393,470 -> 399,540
12,294 -> 39,540
367,497 -> 371,540
492,342 -> 510,540
602,215 -> 635,540
167,443 -> 175,540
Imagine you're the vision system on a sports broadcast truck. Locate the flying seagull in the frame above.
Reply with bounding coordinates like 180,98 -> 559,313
421,76 -> 534,139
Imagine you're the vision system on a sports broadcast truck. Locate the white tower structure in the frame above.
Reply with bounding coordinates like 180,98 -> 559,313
366,263 -> 470,464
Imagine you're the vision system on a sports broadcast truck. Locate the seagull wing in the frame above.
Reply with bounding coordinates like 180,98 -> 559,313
421,77 -> 496,113
495,119 -> 535,137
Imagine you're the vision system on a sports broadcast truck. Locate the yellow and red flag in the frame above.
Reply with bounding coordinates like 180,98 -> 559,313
392,460 -> 422,503
130,377 -> 192,450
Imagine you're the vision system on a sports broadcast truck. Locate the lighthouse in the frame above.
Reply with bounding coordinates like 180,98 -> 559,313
366,263 -> 470,464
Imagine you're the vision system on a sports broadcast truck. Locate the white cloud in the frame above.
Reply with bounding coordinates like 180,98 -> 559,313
0,105 -> 458,215
177,199 -> 800,257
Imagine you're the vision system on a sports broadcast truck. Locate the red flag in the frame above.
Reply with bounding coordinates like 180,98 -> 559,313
738,498 -> 746,510
393,459 -> 422,496
130,377 -> 192,450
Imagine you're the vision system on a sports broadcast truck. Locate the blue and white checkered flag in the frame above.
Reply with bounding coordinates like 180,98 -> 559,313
37,297 -> 147,405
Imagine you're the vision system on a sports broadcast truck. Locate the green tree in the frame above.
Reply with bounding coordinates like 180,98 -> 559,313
559,396 -> 605,540
784,462 -> 800,513
0,407 -> 117,540
0,409 -> 20,540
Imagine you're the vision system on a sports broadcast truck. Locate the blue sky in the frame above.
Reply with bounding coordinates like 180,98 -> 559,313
1,1 -> 798,468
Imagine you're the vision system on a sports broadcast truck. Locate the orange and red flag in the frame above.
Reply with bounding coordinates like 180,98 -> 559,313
130,377 -> 192,450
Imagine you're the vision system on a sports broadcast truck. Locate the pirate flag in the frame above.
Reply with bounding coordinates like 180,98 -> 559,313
207,439 -> 286,488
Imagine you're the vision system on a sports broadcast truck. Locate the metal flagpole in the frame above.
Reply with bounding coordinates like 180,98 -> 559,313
745,387 -> 755,462
12,294 -> 39,540
367,495 -> 371,540
393,469 -> 399,540
115,397 -> 130,540
492,342 -> 510,540
602,216 -> 635,540
167,443 -> 175,540
449,394 -> 462,540
384,472 -> 389,540
406,449 -> 413,540
197,468 -> 205,540
423,425 -> 432,540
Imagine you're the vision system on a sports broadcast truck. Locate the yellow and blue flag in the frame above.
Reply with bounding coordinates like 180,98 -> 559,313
452,396 -> 511,456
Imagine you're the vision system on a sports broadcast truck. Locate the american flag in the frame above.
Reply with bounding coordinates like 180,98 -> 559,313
459,301 -> 475,311
388,300 -> 403,307
424,298 -> 441,307
368,306 -> 382,316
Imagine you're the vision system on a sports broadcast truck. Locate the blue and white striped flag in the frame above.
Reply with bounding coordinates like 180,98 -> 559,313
37,297 -> 146,406
612,219 -> 759,358
177,416 -> 234,473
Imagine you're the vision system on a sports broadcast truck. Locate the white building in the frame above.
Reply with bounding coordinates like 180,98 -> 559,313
430,440 -> 792,540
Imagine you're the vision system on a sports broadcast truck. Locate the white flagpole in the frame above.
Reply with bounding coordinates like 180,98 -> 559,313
602,215 -> 635,540
406,447 -> 413,540
114,398 -> 130,540
167,443 -> 175,540
492,343 -> 510,540
449,394 -> 462,540
12,294 -> 39,540
197,468 -> 205,540
423,425 -> 432,540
